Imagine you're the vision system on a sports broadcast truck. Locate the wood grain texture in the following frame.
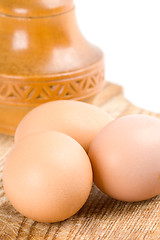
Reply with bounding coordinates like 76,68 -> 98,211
0,82 -> 160,240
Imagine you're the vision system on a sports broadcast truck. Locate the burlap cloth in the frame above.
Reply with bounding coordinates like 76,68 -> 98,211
0,83 -> 160,239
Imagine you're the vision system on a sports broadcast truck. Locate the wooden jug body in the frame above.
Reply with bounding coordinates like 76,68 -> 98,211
0,0 -> 104,135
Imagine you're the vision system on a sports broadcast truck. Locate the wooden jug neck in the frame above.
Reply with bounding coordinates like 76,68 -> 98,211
0,0 -> 74,18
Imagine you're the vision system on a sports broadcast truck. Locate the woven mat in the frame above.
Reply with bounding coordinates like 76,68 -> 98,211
0,82 -> 160,240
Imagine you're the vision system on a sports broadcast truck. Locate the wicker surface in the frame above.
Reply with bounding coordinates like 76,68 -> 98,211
0,82 -> 160,239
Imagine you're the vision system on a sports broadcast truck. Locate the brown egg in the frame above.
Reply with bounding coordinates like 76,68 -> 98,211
14,100 -> 113,152
88,114 -> 160,202
3,131 -> 93,223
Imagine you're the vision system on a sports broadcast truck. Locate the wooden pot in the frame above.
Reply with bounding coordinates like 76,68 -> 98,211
0,0 -> 104,135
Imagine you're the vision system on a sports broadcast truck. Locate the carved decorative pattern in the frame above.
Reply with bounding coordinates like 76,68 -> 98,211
0,67 -> 104,106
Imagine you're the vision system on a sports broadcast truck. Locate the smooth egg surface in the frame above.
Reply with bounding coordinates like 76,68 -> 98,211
88,114 -> 160,202
14,100 -> 113,152
3,131 -> 93,223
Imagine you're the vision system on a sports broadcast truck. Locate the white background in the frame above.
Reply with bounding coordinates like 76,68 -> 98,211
74,0 -> 160,113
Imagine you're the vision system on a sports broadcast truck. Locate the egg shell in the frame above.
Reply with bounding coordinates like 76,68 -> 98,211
88,114 -> 160,202
14,100 -> 113,152
3,131 -> 93,223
